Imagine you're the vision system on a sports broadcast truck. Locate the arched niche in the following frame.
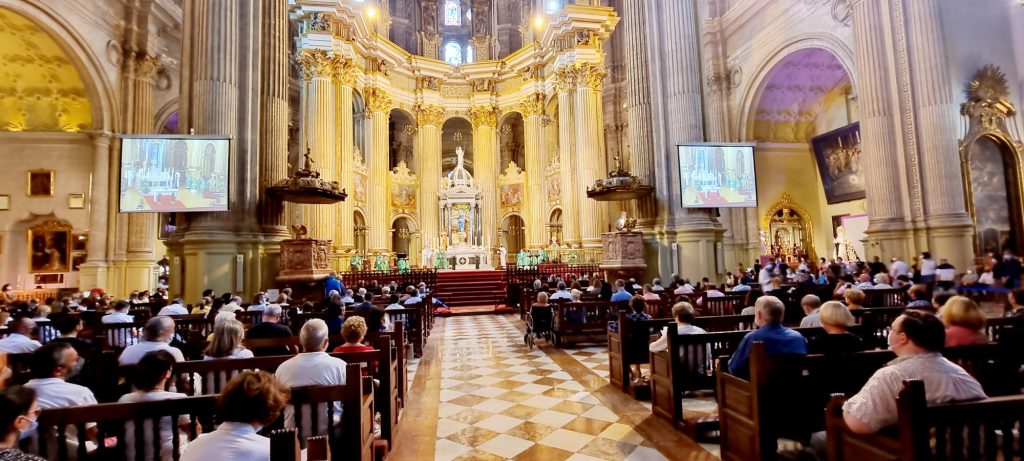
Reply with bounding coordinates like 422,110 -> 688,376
442,117 -> 473,175
389,108 -> 416,172
499,112 -> 525,169
353,89 -> 367,163
390,215 -> 420,265
964,136 -> 1021,254
759,193 -> 816,262
500,213 -> 525,255
548,207 -> 563,245
0,6 -> 94,132
354,210 -> 367,255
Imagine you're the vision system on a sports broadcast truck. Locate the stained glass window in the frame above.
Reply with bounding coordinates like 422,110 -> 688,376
444,0 -> 461,26
444,42 -> 463,65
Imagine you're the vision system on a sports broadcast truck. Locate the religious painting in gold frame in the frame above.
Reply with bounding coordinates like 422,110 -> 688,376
27,170 -> 54,197
760,192 -> 816,262
28,221 -> 71,273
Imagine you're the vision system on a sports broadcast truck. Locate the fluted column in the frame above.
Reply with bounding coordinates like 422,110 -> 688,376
336,60 -> 357,250
78,132 -> 112,290
365,87 -> 392,252
415,104 -> 444,252
299,49 -> 338,242
259,0 -> 289,235
520,95 -> 546,248
851,0 -> 912,259
124,54 -> 162,293
904,0 -> 974,268
469,105 -> 499,249
555,74 -> 579,245
572,64 -> 608,248
621,0 -> 656,226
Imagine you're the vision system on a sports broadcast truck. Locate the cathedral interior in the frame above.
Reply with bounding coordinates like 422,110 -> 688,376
1,0 -> 1024,460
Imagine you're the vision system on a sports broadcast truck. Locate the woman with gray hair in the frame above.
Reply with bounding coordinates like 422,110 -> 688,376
807,301 -> 866,354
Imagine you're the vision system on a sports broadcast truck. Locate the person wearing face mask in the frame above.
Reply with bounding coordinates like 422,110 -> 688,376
24,343 -> 96,457
0,385 -> 44,461
182,371 -> 288,461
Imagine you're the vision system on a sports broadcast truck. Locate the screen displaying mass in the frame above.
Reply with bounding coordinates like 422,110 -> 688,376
119,136 -> 230,212
678,143 -> 757,208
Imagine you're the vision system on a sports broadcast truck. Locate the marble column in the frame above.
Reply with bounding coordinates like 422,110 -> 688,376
335,60 -> 357,251
851,0 -> 912,260
299,49 -> 338,243
620,0 -> 656,226
573,64 -> 609,248
555,75 -> 579,245
259,0 -> 289,236
78,132 -> 112,290
520,95 -> 546,248
365,87 -> 392,252
469,105 -> 498,249
415,104 -> 444,252
124,54 -> 162,293
904,0 -> 975,268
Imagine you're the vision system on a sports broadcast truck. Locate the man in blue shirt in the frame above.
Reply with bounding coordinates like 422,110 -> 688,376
324,271 -> 345,299
610,280 -> 633,302
727,295 -> 807,376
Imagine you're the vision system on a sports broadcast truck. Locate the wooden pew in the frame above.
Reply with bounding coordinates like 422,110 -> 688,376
717,343 -> 895,461
863,288 -> 908,308
825,379 -> 1024,461
699,294 -> 747,316
283,364 -> 374,461
608,314 -> 673,396
31,394 -> 215,460
552,301 -> 626,346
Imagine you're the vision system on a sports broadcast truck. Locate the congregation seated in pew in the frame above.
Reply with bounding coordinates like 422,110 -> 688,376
119,350 -> 193,461
182,371 -> 288,461
119,317 -> 184,366
727,296 -> 807,376
244,305 -> 293,357
274,320 -> 347,434
807,301 -> 867,355
203,319 -> 253,360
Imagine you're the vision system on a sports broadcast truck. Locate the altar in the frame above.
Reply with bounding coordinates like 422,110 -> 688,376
437,147 -> 491,270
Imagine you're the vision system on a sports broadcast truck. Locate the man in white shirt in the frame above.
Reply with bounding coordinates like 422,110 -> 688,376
103,300 -> 135,324
158,298 -> 189,316
0,317 -> 42,353
221,296 -> 244,313
275,319 -> 347,434
26,342 -> 97,456
758,264 -> 775,292
889,256 -> 909,278
119,350 -> 192,461
854,274 -> 875,290
550,282 -> 572,300
247,293 -> 268,312
340,290 -> 355,304
118,316 -> 186,366
402,286 -> 423,305
651,278 -> 665,292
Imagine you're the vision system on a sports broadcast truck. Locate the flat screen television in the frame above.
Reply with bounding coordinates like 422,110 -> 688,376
677,142 -> 757,208
118,135 -> 230,212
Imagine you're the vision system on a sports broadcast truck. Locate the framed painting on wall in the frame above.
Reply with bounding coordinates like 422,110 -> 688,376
28,222 -> 71,273
811,122 -> 864,204
27,170 -> 54,197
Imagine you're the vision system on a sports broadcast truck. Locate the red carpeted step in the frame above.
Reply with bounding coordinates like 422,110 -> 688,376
434,269 -> 506,308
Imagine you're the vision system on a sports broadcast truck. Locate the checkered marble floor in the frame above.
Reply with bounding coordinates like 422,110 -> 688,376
434,315 -> 671,461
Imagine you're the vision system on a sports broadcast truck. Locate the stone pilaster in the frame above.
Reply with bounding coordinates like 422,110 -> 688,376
570,64 -> 609,248
555,73 -> 579,246
365,86 -> 392,252
336,60 -> 357,251
469,105 -> 499,249
124,54 -> 162,293
851,0 -> 913,260
904,0 -> 974,268
299,49 -> 338,243
520,94 -> 546,248
78,132 -> 112,290
415,104 -> 444,251
259,0 -> 289,236
620,0 -> 656,227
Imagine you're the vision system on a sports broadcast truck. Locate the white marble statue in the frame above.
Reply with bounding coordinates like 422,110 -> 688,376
498,244 -> 507,268
422,244 -> 434,269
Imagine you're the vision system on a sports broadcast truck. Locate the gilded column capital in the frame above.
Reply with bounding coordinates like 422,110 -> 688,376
553,66 -> 578,94
518,93 -> 545,117
363,86 -> 393,114
577,63 -> 607,91
468,105 -> 498,128
414,103 -> 445,127
133,53 -> 162,81
333,57 -> 358,87
299,49 -> 335,80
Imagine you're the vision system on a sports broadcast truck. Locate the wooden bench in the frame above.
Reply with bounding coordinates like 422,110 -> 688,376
699,294 -> 747,316
717,343 -> 895,461
285,370 -> 375,461
863,288 -> 908,308
608,314 -> 673,396
552,301 -> 626,346
825,379 -> 1024,461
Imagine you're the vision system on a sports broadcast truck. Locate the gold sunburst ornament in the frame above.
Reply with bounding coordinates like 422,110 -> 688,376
966,65 -> 1009,102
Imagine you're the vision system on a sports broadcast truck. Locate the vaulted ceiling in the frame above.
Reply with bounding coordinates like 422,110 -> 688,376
751,48 -> 850,143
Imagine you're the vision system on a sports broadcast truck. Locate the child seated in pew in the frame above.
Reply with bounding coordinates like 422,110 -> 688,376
120,350 -> 196,461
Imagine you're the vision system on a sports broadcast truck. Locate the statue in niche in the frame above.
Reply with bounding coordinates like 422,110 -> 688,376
421,244 -> 434,269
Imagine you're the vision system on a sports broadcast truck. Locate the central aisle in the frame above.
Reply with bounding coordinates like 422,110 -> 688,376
392,315 -> 719,461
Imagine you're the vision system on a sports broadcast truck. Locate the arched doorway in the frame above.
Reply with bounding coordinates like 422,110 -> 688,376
391,217 -> 412,256
745,46 -> 859,261
547,208 -> 563,245
354,210 -> 367,255
500,214 -> 525,255
389,109 -> 415,171
442,117 -> 473,176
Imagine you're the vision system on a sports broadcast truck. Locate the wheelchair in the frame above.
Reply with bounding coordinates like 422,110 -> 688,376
524,305 -> 554,350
